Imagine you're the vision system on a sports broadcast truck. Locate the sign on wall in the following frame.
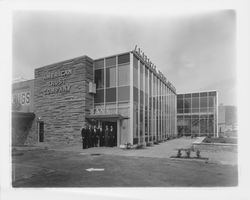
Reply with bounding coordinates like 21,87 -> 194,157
12,91 -> 31,105
42,69 -> 73,96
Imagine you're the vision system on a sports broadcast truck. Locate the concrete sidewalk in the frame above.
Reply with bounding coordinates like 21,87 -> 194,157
47,137 -> 197,159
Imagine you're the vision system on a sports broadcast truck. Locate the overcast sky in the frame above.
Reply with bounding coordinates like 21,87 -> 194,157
12,9 -> 236,105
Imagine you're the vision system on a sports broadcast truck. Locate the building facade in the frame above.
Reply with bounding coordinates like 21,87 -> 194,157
12,80 -> 35,145
218,104 -> 237,136
12,48 -> 177,146
177,91 -> 218,137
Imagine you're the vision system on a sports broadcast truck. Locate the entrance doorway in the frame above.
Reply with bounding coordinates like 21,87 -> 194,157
38,121 -> 44,142
102,121 -> 117,147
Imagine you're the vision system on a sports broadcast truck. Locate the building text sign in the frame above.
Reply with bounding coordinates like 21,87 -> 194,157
42,69 -> 72,96
12,91 -> 31,105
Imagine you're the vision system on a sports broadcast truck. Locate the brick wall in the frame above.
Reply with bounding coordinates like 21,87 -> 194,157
33,56 -> 94,145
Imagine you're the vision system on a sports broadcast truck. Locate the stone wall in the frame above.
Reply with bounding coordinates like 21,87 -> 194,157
33,55 -> 94,145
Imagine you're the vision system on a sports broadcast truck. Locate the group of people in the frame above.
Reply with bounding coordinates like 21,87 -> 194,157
81,124 -> 116,149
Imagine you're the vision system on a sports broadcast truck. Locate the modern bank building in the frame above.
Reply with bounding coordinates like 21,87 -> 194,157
12,47 -> 218,147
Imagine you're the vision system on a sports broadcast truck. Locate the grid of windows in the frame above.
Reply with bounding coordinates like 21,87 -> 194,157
93,52 -> 177,146
132,54 -> 177,144
177,92 -> 217,137
93,53 -> 130,116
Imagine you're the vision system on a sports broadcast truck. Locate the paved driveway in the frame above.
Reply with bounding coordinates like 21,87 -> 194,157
48,137 -> 197,159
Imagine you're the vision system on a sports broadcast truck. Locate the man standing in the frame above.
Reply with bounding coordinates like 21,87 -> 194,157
85,124 -> 89,148
104,125 -> 109,147
81,124 -> 87,149
96,126 -> 100,147
99,126 -> 104,147
110,125 -> 115,147
89,125 -> 93,148
93,125 -> 98,147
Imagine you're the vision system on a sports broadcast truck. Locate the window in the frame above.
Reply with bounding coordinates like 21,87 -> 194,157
118,86 -> 130,102
106,56 -> 116,67
106,67 -> 116,88
192,97 -> 199,113
200,97 -> 208,108
192,93 -> 199,97
106,88 -> 116,102
184,93 -> 191,98
200,92 -> 208,97
145,68 -> 148,94
208,96 -> 215,107
140,62 -> 143,90
133,63 -> 138,88
133,55 -> 138,67
118,53 -> 130,64
118,64 -> 130,86
133,87 -> 138,102
94,59 -> 104,69
184,98 -> 191,113
94,89 -> 104,103
95,69 -> 104,89
209,91 -> 216,96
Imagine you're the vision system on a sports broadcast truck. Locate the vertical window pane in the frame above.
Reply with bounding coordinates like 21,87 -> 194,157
106,56 -> 116,67
133,62 -> 138,88
200,97 -> 208,108
106,67 -> 116,88
184,98 -> 191,113
118,64 -> 130,86
94,89 -> 104,103
118,86 -> 130,102
133,87 -> 138,102
118,53 -> 130,64
95,69 -> 104,89
208,96 -> 215,107
106,88 -> 116,102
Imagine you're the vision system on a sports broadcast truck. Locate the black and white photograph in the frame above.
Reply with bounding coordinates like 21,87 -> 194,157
1,0 -> 250,199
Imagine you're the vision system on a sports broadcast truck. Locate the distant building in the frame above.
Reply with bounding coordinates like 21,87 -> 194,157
218,104 -> 237,136
176,91 -> 218,137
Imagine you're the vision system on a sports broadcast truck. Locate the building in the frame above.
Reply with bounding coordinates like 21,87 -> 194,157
12,47 -> 177,146
218,104 -> 237,136
176,91 -> 218,137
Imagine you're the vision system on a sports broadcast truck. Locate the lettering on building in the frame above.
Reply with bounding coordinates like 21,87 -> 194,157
12,91 -> 31,105
133,45 -> 176,93
42,69 -> 73,96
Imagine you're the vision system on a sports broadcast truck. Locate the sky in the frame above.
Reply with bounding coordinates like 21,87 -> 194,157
12,9 -> 236,106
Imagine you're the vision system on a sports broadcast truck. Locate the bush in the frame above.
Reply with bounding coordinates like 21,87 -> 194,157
196,150 -> 201,158
185,149 -> 191,158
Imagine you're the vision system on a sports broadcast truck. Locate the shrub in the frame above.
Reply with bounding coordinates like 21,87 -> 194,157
177,149 -> 182,158
196,150 -> 200,158
185,149 -> 191,158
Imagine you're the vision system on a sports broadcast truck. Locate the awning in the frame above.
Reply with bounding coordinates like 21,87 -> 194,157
86,114 -> 128,121
12,112 -> 35,120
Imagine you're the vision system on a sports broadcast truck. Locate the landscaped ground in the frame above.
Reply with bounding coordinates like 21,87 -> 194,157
203,137 -> 237,144
12,137 -> 238,187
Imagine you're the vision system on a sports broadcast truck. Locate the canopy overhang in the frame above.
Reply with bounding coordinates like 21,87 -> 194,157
86,114 -> 128,122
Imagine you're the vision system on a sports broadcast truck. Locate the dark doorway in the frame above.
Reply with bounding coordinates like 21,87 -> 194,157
38,121 -> 44,142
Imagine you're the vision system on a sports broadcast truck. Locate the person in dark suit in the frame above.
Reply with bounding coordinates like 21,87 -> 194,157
89,125 -> 94,148
99,126 -> 104,147
81,124 -> 87,149
96,126 -> 100,147
93,125 -> 98,147
110,125 -> 115,147
85,124 -> 89,148
104,125 -> 109,147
